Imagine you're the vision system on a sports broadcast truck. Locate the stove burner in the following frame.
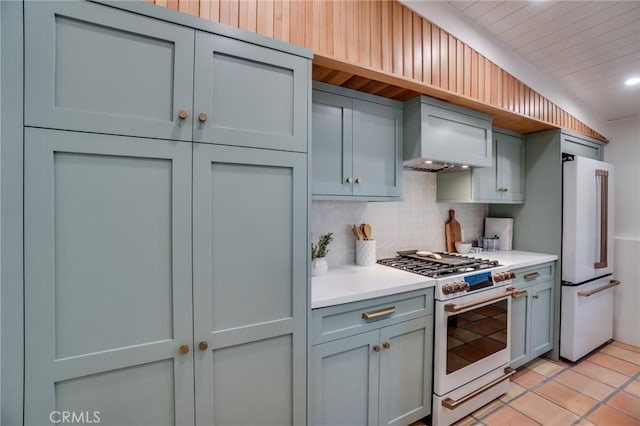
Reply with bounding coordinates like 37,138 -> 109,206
377,251 -> 499,278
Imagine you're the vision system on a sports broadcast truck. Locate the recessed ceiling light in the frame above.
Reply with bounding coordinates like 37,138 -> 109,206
461,165 -> 470,169
625,77 -> 640,86
425,160 -> 433,164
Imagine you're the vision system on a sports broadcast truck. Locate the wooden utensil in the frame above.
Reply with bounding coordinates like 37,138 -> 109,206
360,223 -> 372,240
352,224 -> 364,240
445,209 -> 462,253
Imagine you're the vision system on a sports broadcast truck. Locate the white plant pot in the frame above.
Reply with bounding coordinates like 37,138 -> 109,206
311,257 -> 328,276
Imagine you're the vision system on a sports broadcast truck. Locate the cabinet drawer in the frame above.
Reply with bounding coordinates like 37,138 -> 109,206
311,288 -> 433,345
511,262 -> 554,287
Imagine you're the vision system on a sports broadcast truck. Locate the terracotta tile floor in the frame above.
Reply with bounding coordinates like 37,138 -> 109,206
433,340 -> 640,425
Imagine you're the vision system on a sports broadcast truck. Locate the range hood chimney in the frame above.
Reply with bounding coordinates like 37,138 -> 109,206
403,95 -> 493,172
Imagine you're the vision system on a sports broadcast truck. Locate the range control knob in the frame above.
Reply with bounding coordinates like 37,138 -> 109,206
454,282 -> 467,291
442,284 -> 455,295
509,271 -> 516,280
494,273 -> 505,282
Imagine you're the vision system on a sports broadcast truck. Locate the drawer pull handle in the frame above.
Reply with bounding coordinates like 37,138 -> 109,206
362,306 -> 396,320
524,272 -> 540,280
512,290 -> 528,299
577,279 -> 621,297
442,367 -> 515,410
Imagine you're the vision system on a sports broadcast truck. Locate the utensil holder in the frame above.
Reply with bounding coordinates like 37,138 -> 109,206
355,240 -> 376,266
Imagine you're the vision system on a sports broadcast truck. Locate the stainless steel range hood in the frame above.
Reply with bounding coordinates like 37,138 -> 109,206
403,95 -> 493,171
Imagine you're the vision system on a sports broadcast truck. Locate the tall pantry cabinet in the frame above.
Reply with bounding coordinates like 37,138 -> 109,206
21,1 -> 311,425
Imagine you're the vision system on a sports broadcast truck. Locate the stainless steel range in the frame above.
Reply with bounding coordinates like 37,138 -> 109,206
378,250 -> 517,426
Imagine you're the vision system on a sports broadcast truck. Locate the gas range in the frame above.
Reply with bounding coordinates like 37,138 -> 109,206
377,250 -> 515,301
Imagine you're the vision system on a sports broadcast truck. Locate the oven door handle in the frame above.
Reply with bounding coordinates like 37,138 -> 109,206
444,289 -> 515,313
442,367 -> 516,410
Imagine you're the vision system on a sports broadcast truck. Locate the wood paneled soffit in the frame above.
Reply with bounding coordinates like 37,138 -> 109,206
145,0 -> 607,142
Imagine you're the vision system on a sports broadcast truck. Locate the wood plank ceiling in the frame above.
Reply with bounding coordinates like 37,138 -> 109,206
145,0 -> 608,141
448,1 -> 640,124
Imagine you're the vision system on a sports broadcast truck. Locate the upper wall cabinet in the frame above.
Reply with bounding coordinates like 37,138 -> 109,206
437,129 -> 525,204
559,131 -> 604,161
193,33 -> 308,152
25,1 -> 309,152
404,96 -> 492,168
312,82 -> 403,200
25,1 -> 196,141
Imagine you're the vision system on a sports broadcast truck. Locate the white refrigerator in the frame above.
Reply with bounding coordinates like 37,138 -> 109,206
561,156 -> 619,362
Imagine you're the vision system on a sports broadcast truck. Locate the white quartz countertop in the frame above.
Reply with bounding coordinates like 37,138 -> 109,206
473,250 -> 557,269
311,264 -> 435,309
311,250 -> 556,309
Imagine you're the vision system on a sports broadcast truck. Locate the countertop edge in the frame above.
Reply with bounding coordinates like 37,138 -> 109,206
311,280 -> 436,309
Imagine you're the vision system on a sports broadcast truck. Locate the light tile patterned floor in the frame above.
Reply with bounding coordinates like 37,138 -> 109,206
427,340 -> 640,425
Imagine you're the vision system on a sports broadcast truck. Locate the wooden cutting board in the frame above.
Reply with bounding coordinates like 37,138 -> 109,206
445,209 -> 462,252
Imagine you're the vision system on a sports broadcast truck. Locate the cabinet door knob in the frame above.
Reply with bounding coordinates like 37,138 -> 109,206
383,342 -> 391,349
345,177 -> 353,184
355,177 -> 361,184
373,345 -> 381,353
179,344 -> 190,354
198,341 -> 209,351
198,112 -> 208,123
503,188 -> 509,192
178,110 -> 189,120
533,295 -> 539,299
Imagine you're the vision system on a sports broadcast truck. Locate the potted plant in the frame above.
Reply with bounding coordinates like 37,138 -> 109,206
311,232 -> 333,276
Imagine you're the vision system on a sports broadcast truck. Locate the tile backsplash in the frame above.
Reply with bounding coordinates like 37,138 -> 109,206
312,170 -> 488,266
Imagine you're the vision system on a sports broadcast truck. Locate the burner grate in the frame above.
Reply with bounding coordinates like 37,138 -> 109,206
377,251 -> 499,278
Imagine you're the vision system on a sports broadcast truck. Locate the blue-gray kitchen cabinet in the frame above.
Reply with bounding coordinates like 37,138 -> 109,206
310,289 -> 433,426
437,128 -> 525,203
192,142 -> 308,426
312,83 -> 403,200
24,1 -> 196,142
25,0 -> 310,153
21,1 -> 311,424
193,32 -> 309,152
24,129 -> 195,426
509,262 -> 555,369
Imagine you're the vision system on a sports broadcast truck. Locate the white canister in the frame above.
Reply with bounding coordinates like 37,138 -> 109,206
355,240 -> 376,266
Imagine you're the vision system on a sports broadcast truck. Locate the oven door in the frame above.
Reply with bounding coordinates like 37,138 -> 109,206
434,286 -> 513,396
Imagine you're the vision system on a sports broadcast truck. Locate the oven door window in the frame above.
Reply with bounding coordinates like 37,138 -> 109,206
446,299 -> 508,374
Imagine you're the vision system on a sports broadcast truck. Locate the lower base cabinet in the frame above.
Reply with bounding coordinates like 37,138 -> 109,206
510,262 -> 555,369
310,289 -> 434,426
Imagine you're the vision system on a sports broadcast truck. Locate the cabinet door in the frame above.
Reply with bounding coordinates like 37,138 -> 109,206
531,280 -> 554,357
497,133 -> 525,202
25,1 -> 195,141
193,32 -> 309,152
473,138 -> 500,202
353,100 -> 403,197
510,286 -> 530,369
310,331 -> 380,426
312,90 -> 354,196
192,143 -> 307,426
379,317 -> 432,426
24,129 -> 194,425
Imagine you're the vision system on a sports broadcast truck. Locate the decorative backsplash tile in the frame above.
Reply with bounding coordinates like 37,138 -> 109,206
311,171 -> 488,266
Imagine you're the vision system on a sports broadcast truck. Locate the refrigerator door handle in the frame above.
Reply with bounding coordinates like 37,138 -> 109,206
577,279 -> 621,297
595,169 -> 609,269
